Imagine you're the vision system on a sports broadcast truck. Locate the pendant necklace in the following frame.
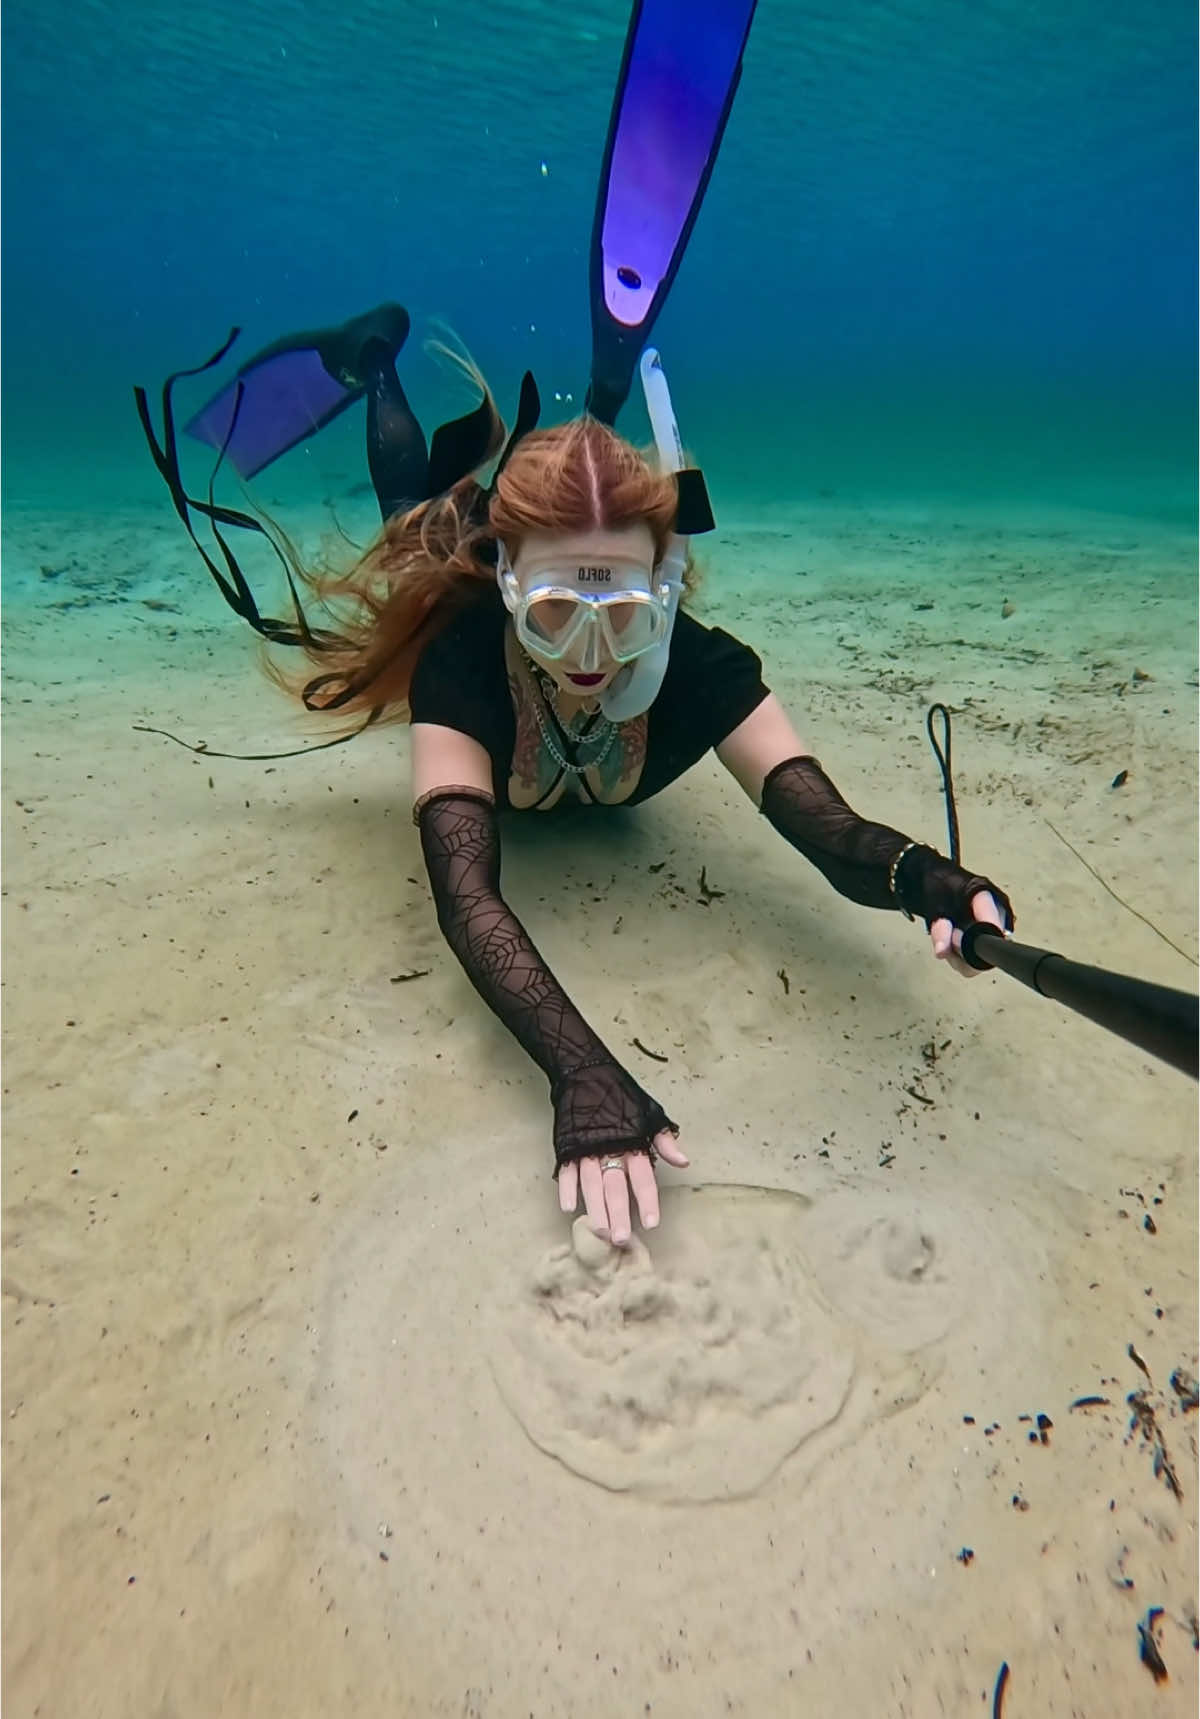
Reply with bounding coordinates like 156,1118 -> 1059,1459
527,660 -> 619,776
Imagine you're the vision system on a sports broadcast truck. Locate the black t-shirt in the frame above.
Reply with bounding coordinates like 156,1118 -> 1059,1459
408,585 -> 770,808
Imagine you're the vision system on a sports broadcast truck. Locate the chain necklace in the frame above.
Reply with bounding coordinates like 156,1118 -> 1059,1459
527,663 -> 619,776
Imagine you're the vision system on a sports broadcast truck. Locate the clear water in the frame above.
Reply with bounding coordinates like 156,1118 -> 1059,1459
3,14 -> 1197,1713
2,0 -> 1195,523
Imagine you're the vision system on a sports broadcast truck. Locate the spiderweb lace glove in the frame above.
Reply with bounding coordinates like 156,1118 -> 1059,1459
760,755 -> 1014,931
415,791 -> 678,1172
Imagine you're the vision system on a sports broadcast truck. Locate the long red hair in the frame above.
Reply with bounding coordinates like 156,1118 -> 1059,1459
265,400 -> 687,725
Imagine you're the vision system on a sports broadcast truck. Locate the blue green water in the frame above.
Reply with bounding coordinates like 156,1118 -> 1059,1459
2,0 -> 1195,521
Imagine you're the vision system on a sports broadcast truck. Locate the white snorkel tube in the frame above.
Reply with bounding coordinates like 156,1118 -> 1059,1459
598,348 -> 690,723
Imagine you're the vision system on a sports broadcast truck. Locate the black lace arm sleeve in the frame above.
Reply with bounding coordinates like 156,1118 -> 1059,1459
415,791 -> 678,1172
760,755 -> 1014,931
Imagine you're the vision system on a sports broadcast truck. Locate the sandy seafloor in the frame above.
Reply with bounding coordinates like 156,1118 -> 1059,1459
2,492 -> 1197,1718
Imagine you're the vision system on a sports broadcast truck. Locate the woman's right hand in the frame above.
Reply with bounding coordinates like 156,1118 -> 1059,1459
551,1056 -> 686,1243
557,1132 -> 691,1245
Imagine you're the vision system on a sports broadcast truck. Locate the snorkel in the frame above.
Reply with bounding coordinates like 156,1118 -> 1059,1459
598,348 -> 688,722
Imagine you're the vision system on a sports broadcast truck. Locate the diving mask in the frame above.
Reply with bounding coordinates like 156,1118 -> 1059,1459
496,544 -> 670,671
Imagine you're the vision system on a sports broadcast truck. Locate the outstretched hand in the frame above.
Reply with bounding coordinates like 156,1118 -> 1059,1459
929,888 -> 1007,979
558,1130 -> 690,1245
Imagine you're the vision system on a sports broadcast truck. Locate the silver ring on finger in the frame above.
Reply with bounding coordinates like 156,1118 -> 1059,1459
600,1156 -> 624,1173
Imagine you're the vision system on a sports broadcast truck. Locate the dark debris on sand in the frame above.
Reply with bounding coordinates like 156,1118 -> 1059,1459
1137,1607 -> 1169,1684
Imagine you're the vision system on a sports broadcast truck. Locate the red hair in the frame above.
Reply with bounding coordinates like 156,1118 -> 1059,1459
266,404 -> 687,725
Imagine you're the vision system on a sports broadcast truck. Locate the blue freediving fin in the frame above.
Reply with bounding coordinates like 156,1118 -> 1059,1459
183,302 -> 412,481
182,300 -> 506,507
585,0 -> 759,426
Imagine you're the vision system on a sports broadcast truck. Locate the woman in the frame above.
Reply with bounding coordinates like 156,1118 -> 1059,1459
140,312 -> 1014,1247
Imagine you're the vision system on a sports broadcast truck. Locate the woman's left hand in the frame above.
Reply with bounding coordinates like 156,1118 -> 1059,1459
929,890 -> 1007,979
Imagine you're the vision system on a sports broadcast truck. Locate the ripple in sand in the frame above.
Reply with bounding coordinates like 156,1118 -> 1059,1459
793,1185 -> 1032,1364
489,1187 -> 855,1502
314,1176 -> 1043,1517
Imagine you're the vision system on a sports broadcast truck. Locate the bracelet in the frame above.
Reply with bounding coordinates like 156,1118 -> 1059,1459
888,840 -> 920,920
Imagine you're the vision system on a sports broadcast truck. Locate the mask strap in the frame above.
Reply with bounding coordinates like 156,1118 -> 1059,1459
495,541 -> 523,613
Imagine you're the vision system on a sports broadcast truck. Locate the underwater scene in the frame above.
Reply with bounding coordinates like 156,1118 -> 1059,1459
3,2 -> 1197,1715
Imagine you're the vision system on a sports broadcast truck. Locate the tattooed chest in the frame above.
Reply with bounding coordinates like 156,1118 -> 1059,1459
507,669 -> 648,810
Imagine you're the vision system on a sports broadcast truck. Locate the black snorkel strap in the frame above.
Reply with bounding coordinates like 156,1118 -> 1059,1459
135,331 -> 388,755
673,467 -> 715,535
129,720 -> 382,760
133,337 -> 550,761
134,331 -> 337,654
925,702 -> 961,862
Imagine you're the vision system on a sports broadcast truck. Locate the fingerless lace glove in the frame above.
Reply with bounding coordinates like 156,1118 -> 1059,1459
415,790 -> 677,1171
760,756 -> 1014,931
